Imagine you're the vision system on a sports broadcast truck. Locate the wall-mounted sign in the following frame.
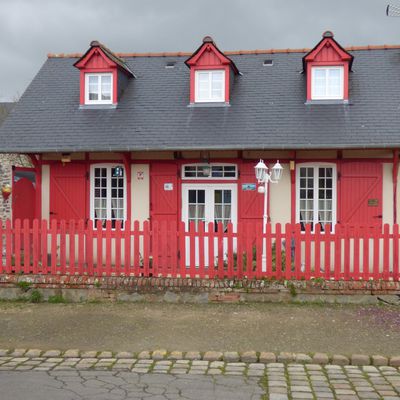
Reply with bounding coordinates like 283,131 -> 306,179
136,171 -> 144,180
368,199 -> 379,207
164,183 -> 173,191
242,183 -> 256,191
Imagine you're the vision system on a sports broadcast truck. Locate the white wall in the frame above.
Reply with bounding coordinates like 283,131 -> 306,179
383,163 -> 394,225
131,164 -> 150,225
269,163 -> 291,225
41,164 -> 50,221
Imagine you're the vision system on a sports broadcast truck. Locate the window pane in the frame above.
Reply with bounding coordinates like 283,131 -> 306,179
101,75 -> 112,100
197,190 -> 205,204
88,75 -> 99,100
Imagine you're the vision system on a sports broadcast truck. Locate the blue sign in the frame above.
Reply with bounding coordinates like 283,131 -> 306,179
242,183 -> 256,191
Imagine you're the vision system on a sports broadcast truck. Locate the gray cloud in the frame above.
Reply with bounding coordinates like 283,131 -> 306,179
0,0 -> 399,100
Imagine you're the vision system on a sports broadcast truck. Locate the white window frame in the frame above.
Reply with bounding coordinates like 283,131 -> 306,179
85,73 -> 113,105
181,163 -> 237,180
311,66 -> 344,100
90,164 -> 127,228
195,70 -> 226,103
296,163 -> 337,231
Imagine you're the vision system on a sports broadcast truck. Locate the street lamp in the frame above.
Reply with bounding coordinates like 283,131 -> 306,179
254,159 -> 283,270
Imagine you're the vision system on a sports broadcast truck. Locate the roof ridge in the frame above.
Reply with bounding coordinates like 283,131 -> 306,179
47,44 -> 400,59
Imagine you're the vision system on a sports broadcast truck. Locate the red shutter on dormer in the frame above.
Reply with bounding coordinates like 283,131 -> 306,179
303,31 -> 353,101
185,36 -> 239,104
74,41 -> 134,105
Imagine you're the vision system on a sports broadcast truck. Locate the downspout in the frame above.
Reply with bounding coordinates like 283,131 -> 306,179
393,149 -> 399,224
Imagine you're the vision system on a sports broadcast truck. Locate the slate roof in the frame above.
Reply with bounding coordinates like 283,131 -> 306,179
0,102 -> 15,127
1,45 -> 400,153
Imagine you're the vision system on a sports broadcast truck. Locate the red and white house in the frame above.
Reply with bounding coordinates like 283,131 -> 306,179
1,32 -> 400,279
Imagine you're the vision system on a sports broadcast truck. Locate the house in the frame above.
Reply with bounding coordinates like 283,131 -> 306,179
0,102 -> 32,222
0,31 -> 399,234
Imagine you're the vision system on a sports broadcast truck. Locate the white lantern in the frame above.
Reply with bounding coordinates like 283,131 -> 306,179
271,160 -> 283,181
254,159 -> 268,182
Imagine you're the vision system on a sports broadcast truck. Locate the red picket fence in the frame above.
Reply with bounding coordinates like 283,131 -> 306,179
0,219 -> 399,281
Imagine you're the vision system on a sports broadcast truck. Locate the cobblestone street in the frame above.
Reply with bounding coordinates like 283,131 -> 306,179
1,359 -> 400,399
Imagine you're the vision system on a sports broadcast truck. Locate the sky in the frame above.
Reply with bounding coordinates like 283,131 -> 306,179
1,0 -> 400,101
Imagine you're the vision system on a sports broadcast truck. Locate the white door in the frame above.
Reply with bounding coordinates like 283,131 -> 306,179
182,184 -> 237,266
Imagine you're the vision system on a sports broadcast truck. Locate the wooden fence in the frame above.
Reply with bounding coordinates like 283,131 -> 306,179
0,219 -> 399,281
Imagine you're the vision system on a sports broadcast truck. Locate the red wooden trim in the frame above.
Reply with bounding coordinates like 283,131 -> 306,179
122,153 -> 132,222
208,222 -> 215,278
217,222 -> 224,279
143,221 -> 150,276
50,219 -> 57,275
69,219 -> 75,275
393,150 -> 399,224
32,219 -> 39,274
275,223 -> 282,279
198,222 -> 205,278
40,220 -> 48,274
59,220 -> 66,274
314,224 -> 321,277
186,42 -> 233,67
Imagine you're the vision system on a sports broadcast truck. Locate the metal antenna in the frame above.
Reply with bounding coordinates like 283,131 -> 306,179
387,4 -> 400,16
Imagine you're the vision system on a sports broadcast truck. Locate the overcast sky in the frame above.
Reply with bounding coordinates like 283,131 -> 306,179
1,0 -> 400,101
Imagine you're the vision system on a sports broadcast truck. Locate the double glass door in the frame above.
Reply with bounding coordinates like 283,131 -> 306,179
181,184 -> 237,266
182,184 -> 237,231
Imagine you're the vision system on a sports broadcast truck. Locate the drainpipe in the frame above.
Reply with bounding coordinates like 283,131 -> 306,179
393,149 -> 399,224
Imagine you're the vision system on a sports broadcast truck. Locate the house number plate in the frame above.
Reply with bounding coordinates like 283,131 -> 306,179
164,183 -> 173,191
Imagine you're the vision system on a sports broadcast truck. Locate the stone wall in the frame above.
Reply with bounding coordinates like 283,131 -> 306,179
0,275 -> 399,304
0,154 -> 32,221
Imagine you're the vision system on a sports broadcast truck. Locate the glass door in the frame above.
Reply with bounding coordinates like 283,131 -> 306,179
182,184 -> 237,266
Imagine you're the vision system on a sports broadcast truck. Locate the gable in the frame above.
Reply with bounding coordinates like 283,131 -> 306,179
304,31 -> 353,68
76,47 -> 114,70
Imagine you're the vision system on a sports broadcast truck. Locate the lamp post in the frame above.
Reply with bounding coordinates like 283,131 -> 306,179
254,159 -> 283,271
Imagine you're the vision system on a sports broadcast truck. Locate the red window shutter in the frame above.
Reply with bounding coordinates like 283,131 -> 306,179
50,164 -> 87,222
340,162 -> 383,227
150,163 -> 178,224
239,162 -> 263,223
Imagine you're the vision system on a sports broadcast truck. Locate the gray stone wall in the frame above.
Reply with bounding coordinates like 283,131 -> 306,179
0,154 -> 32,221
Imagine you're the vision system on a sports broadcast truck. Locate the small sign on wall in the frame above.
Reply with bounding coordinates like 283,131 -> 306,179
136,171 -> 144,180
368,199 -> 379,207
242,183 -> 256,191
164,183 -> 173,191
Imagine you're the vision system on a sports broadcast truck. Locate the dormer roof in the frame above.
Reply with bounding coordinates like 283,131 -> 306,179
185,36 -> 240,74
74,40 -> 135,77
303,31 -> 354,71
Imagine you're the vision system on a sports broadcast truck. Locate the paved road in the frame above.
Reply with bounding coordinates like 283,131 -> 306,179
0,370 -> 263,400
1,363 -> 400,400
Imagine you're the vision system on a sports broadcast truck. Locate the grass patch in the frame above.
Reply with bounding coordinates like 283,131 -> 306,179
16,280 -> 31,292
48,294 -> 67,304
29,290 -> 43,303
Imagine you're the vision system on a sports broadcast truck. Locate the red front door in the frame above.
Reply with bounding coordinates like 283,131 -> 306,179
12,168 -> 36,225
340,162 -> 383,226
50,163 -> 87,223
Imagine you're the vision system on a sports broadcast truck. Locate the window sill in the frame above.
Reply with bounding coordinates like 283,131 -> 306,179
80,104 -> 117,110
305,99 -> 350,105
188,102 -> 230,108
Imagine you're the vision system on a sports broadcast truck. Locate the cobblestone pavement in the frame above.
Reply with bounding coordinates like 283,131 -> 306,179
1,359 -> 400,399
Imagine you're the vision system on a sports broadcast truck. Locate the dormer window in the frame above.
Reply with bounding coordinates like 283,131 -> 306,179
74,41 -> 135,107
303,31 -> 353,103
195,70 -> 225,102
85,73 -> 113,104
185,36 -> 239,105
311,66 -> 344,100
